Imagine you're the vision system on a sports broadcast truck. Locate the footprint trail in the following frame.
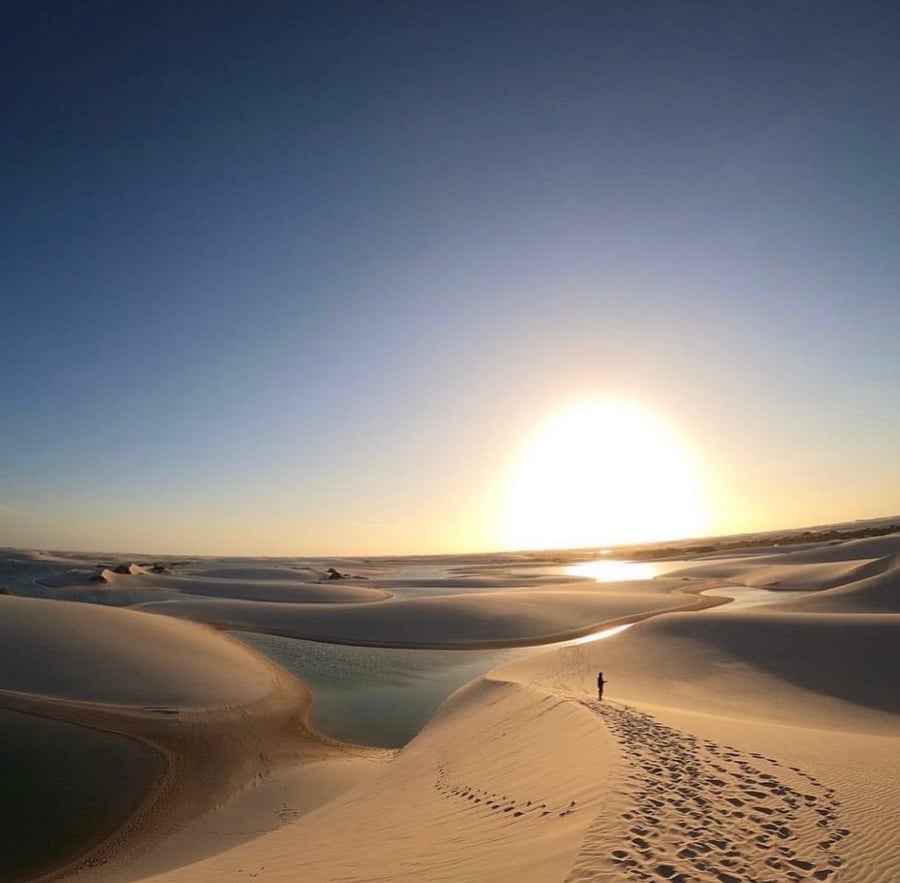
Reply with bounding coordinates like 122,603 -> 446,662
567,702 -> 846,882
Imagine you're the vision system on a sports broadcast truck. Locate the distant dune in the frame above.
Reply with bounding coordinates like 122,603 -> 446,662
134,580 -> 716,648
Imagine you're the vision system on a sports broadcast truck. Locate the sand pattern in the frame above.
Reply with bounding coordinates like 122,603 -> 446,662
434,763 -> 580,820
567,702 -> 846,882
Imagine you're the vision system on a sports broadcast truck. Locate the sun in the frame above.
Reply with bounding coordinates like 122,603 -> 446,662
499,397 -> 709,551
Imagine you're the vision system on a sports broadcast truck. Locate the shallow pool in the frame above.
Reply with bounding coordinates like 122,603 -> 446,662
232,631 -> 527,747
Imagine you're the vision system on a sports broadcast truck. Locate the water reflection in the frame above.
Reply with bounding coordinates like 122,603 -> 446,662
566,560 -> 660,581
568,623 -> 632,645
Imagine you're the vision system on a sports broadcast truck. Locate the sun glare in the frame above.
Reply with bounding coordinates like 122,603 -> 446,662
499,397 -> 709,551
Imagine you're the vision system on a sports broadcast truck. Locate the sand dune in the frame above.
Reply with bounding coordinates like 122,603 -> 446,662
0,596 -> 274,706
0,596 -> 366,883
110,752 -> 385,883
505,607 -> 900,733
136,580 -> 714,648
495,603 -> 900,880
0,593 -> 311,718
773,560 -> 900,614
130,677 -> 621,883
112,599 -> 900,883
667,533 -> 900,593
669,553 -> 891,590
5,531 -> 899,883
39,567 -> 391,604
763,533 -> 900,563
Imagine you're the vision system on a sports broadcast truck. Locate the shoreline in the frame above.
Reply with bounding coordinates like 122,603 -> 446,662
3,663 -> 315,883
0,602 -> 341,883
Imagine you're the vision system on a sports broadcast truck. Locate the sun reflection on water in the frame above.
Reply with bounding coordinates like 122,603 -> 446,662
566,559 -> 659,582
567,623 -> 633,645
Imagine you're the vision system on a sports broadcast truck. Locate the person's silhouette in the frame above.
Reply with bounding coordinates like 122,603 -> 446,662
597,671 -> 606,701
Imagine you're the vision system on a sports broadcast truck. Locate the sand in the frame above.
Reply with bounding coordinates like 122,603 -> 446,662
134,579 -> 720,648
39,566 -> 391,604
4,527 -> 900,882
0,596 -> 276,705
0,596 -> 372,883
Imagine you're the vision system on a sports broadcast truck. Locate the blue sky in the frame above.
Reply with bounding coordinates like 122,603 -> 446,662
2,2 -> 899,554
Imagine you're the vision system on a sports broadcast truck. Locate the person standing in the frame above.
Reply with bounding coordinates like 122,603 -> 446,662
597,671 -> 606,701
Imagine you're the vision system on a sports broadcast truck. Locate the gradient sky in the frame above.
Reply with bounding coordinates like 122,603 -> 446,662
3,1 -> 899,555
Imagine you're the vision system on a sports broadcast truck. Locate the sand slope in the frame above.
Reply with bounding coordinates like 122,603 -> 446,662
510,608 -> 900,732
667,533 -> 900,586
0,596 -> 276,706
126,603 -> 900,883
97,539 -> 900,883
775,564 -> 900,613
132,677 -> 625,883
0,597 -> 370,883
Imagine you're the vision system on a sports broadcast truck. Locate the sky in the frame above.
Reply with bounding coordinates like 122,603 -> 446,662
2,1 -> 899,556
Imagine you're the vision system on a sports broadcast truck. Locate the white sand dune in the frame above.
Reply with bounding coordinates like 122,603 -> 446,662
762,533 -> 900,563
667,533 -> 900,591
0,596 -> 371,882
131,676 -> 620,883
39,567 -> 391,604
122,546 -> 900,883
780,565 -> 900,613
108,631 -> 900,883
0,596 -> 275,706
511,608 -> 900,733
5,530 -> 900,883
135,580 -> 714,648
